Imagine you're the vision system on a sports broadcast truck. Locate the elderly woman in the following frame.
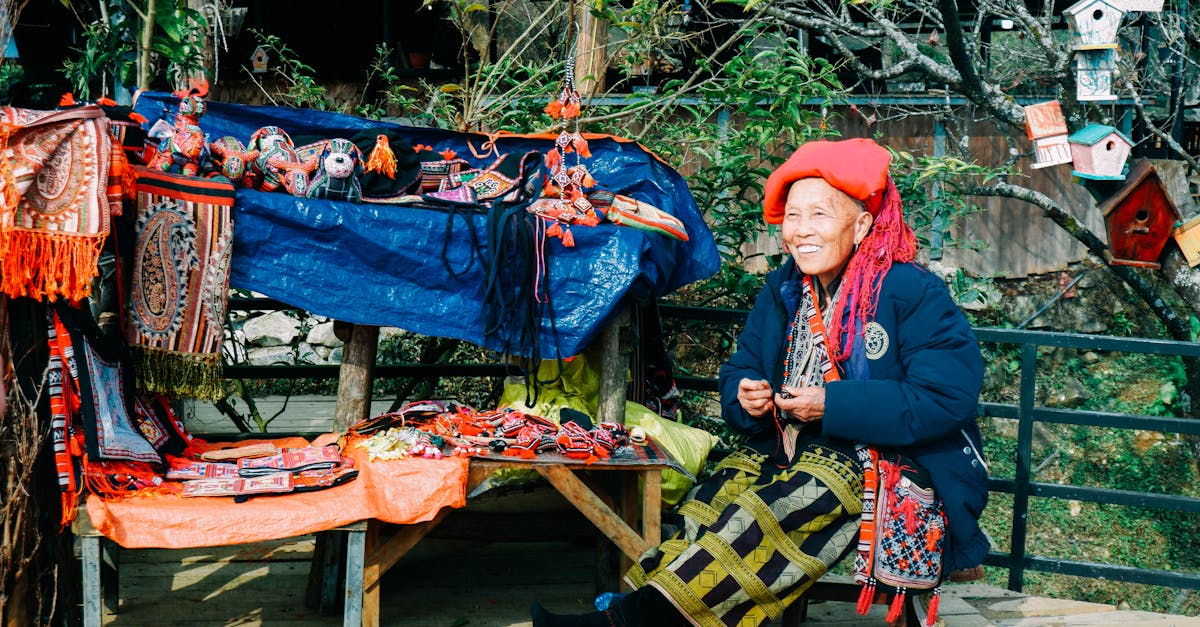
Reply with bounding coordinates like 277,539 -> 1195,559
534,138 -> 988,627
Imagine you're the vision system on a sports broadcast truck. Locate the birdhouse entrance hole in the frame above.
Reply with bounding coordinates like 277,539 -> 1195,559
1092,8 -> 1104,19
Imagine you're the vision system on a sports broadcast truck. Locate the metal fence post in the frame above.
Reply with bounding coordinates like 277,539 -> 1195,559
1007,342 -> 1038,591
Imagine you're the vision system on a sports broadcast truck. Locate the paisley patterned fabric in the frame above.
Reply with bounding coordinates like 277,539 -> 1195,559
0,105 -> 115,301
126,167 -> 235,400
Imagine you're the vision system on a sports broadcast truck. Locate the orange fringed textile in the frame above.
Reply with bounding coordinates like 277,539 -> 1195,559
0,106 -> 112,302
0,230 -> 106,302
366,134 -> 397,179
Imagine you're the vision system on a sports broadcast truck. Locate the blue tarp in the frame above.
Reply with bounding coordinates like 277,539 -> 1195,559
133,92 -> 719,357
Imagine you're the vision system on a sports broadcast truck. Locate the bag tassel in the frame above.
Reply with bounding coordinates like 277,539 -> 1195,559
561,226 -> 575,247
886,588 -> 906,624
925,586 -> 942,626
856,579 -> 875,615
366,134 -> 397,179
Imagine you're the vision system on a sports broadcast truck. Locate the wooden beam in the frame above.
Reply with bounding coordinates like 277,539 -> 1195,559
332,323 -> 379,431
573,1 -> 608,98
363,509 -> 452,591
596,308 -> 630,425
534,465 -> 650,561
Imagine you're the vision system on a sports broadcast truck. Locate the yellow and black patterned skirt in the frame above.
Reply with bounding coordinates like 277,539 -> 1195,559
626,443 -> 863,627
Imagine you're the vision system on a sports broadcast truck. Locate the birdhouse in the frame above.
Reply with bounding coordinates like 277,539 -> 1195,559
1024,101 -> 1072,169
1069,124 -> 1131,180
1098,161 -> 1181,268
1173,215 -> 1200,268
1075,48 -> 1119,101
251,46 -> 270,74
1063,0 -> 1125,49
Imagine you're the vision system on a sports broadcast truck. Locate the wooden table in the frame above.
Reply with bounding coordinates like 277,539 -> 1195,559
357,455 -> 668,627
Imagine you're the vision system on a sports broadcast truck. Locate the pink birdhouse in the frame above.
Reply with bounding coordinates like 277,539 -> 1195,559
1098,161 -> 1181,268
1069,124 -> 1131,180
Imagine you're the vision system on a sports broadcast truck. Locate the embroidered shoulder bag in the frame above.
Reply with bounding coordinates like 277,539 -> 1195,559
853,446 -> 947,626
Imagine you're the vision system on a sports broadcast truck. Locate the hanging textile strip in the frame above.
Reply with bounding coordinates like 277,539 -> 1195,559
47,310 -> 83,527
0,105 -> 113,302
126,167 -> 236,400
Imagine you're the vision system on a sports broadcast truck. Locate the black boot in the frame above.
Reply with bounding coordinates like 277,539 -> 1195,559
531,587 -> 685,627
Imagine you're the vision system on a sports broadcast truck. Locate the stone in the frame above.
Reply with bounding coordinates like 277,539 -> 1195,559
1050,377 -> 1090,408
246,345 -> 296,366
1081,351 -> 1101,364
313,344 -> 331,360
296,342 -> 324,365
306,321 -> 343,348
221,338 -> 247,364
242,312 -> 301,347
328,346 -> 343,364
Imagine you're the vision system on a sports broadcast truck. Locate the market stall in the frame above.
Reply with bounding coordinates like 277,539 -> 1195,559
4,86 -> 719,626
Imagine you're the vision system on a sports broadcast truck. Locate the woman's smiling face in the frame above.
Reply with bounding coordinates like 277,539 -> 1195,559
781,177 -> 873,287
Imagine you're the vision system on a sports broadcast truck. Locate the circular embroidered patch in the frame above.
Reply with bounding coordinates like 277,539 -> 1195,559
864,322 -> 889,360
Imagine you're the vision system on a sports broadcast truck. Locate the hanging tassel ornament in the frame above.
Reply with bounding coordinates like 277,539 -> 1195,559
925,587 -> 942,626
886,588 -> 906,624
856,579 -> 876,615
531,48 -> 598,243
366,134 -> 397,179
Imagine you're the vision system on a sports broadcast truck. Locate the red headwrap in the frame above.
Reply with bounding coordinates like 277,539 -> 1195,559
762,138 -> 918,363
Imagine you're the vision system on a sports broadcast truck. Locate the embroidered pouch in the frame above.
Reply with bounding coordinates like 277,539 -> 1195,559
853,448 -> 947,626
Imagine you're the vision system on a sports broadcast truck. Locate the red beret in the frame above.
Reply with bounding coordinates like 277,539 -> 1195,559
762,138 -> 892,224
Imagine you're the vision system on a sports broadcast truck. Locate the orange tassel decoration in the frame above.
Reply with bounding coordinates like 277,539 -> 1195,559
886,589 -> 906,624
925,588 -> 941,626
366,134 -> 397,179
561,227 -> 575,247
856,581 -> 875,615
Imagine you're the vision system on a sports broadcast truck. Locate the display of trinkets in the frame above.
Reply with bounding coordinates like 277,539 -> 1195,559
347,401 -> 638,462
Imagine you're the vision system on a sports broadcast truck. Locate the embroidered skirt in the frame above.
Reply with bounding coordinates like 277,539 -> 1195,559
626,443 -> 863,627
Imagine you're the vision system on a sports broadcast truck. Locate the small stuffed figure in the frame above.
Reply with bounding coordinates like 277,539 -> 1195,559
247,126 -> 312,196
306,138 -> 363,202
147,82 -> 209,176
208,136 -> 259,187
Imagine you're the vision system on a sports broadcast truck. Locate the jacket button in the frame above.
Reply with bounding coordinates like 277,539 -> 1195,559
962,446 -> 971,454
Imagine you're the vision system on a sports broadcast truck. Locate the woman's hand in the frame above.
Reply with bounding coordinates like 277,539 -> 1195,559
737,378 -> 775,418
776,386 -> 825,422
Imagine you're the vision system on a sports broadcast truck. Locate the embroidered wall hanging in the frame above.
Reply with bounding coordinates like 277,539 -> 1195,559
0,105 -> 115,301
126,167 -> 235,400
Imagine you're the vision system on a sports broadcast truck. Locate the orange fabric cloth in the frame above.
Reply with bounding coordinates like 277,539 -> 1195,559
85,437 -> 469,549
761,138 -> 893,224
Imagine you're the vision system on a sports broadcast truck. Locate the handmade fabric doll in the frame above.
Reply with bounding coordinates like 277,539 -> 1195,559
306,138 -> 364,202
247,126 -> 312,196
208,136 -> 259,187
147,85 -> 209,177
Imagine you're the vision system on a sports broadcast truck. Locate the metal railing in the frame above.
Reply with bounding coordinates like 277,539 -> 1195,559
225,298 -> 1200,593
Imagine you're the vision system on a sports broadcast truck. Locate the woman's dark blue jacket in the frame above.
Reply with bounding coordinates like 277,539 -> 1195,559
718,260 -> 989,573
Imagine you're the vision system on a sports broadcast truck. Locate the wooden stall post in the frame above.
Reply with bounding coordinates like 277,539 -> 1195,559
332,323 -> 380,431
596,308 -> 631,425
573,1 -> 608,98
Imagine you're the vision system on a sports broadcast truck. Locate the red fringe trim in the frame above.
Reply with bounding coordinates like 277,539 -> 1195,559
0,229 -> 105,302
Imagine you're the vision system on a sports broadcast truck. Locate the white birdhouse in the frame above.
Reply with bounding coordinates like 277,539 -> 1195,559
1076,49 -> 1119,101
1063,0 -> 1125,49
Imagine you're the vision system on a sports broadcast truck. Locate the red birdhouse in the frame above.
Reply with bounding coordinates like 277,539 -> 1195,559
1098,161 -> 1182,268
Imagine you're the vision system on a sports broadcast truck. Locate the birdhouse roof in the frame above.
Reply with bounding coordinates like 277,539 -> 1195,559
1097,161 -> 1181,220
1068,123 -> 1132,147
1063,0 -> 1124,15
